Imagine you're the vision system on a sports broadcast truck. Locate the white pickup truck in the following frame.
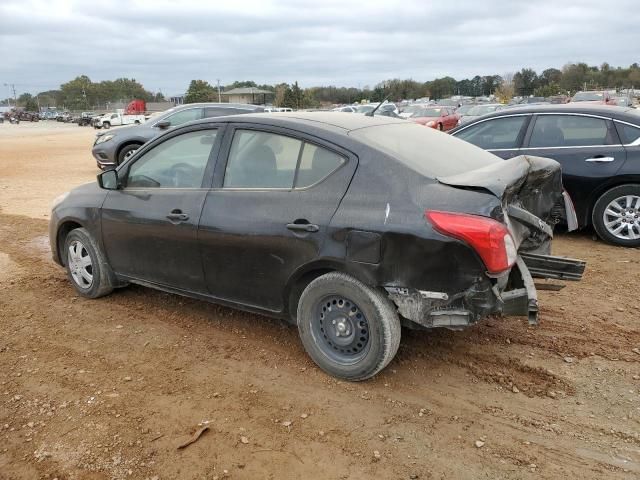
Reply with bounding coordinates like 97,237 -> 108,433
93,112 -> 146,129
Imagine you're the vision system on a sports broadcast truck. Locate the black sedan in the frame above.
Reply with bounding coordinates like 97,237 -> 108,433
450,104 -> 640,247
50,113 -> 583,380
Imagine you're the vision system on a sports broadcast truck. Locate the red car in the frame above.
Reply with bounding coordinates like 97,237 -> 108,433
400,105 -> 459,131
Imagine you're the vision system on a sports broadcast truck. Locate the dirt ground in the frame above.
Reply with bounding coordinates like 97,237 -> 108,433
1,121 -> 639,480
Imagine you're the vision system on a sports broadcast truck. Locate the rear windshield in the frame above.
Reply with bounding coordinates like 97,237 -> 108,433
350,122 -> 500,178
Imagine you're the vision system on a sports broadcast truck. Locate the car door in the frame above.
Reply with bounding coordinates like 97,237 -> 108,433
198,125 -> 357,312
452,114 -> 531,159
518,113 -> 626,224
100,124 -> 223,292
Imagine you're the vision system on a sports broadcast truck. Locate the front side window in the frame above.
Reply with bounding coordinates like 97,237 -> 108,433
126,130 -> 217,188
161,108 -> 203,127
455,116 -> 528,150
224,130 -> 302,188
529,115 -> 614,148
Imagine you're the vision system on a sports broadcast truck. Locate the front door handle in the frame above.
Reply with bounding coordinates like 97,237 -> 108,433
287,222 -> 319,233
585,156 -> 615,163
167,209 -> 189,222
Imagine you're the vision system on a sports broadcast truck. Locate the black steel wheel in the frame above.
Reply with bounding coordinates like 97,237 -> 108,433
297,272 -> 401,381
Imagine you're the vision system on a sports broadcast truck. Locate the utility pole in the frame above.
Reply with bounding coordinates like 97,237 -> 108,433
216,79 -> 221,102
4,83 -> 17,107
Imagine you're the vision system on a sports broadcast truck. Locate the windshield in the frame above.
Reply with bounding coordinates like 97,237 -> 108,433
401,106 -> 443,118
467,105 -> 499,116
572,92 -> 603,102
356,105 -> 376,113
350,122 -> 500,178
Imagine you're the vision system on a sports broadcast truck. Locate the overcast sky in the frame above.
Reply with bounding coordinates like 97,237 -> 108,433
1,0 -> 638,98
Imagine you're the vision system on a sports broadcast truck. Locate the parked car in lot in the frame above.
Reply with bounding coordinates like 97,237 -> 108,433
77,112 -> 97,126
450,104 -> 640,246
51,112 -> 583,380
571,90 -> 616,105
92,103 -> 264,169
458,103 -> 506,125
356,103 -> 399,116
400,106 -> 459,130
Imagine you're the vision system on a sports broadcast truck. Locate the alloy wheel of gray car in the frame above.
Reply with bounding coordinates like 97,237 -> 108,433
592,185 -> 640,247
117,144 -> 140,165
603,195 -> 640,240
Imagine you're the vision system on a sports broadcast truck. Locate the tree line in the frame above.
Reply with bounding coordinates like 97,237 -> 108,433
5,62 -> 640,111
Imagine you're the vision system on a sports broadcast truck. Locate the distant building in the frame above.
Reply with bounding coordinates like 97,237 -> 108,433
170,94 -> 186,105
221,87 -> 273,105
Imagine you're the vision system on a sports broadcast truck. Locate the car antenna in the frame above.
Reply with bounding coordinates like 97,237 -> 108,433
366,94 -> 391,117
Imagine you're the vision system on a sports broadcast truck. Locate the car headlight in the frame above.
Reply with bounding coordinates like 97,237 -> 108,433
95,134 -> 114,145
426,121 -> 435,127
51,191 -> 70,210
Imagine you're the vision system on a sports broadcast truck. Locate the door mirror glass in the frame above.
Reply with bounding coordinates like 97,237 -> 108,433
98,169 -> 119,190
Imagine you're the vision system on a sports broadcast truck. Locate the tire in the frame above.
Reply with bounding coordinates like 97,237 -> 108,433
592,184 -> 640,247
117,143 -> 141,165
103,122 -> 110,129
438,123 -> 443,131
63,228 -> 114,298
296,272 -> 401,381
134,120 -> 140,124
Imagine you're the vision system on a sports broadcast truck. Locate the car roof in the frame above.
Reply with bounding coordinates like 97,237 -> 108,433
172,102 -> 264,110
188,111 -> 406,134
464,103 -> 640,123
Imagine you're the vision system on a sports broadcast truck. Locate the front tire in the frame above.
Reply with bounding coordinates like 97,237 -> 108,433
64,228 -> 114,298
117,143 -> 141,165
592,185 -> 640,247
102,122 -> 110,129
297,272 -> 401,381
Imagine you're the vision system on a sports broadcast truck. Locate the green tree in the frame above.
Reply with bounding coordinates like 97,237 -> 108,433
513,68 -> 539,96
184,80 -> 216,103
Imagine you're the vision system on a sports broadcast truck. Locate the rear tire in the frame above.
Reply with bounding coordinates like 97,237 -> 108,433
438,123 -> 443,131
296,272 -> 401,381
63,228 -> 114,298
592,184 -> 640,247
103,122 -> 110,129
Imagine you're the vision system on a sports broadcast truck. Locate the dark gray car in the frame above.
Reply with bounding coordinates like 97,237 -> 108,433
92,103 -> 264,169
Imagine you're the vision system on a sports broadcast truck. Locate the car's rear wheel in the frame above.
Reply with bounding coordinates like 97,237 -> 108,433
297,272 -> 400,381
64,228 -> 114,298
592,185 -> 640,247
117,144 -> 141,165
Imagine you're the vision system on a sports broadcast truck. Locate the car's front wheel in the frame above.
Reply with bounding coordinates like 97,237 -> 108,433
117,144 -> 141,165
64,228 -> 114,298
592,184 -> 640,247
297,272 -> 401,381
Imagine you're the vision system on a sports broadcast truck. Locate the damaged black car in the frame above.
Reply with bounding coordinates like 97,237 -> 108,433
49,113 -> 585,381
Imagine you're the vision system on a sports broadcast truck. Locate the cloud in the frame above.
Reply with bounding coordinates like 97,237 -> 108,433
1,0 -> 638,96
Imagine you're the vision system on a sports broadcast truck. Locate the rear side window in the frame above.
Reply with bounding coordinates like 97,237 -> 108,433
455,116 -> 528,150
224,130 -> 302,188
529,115 -> 615,147
295,143 -> 345,188
615,122 -> 640,144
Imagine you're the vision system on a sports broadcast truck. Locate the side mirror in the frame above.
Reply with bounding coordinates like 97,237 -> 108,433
156,120 -> 171,129
98,169 -> 119,190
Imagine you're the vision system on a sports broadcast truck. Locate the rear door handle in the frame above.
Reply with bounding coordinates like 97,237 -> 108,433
286,222 -> 319,233
585,156 -> 615,163
167,210 -> 189,222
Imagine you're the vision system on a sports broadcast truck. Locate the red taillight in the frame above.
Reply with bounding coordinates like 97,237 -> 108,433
425,210 -> 517,274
